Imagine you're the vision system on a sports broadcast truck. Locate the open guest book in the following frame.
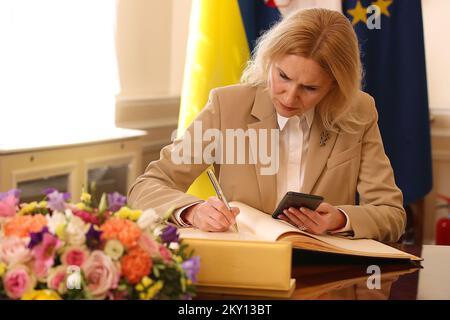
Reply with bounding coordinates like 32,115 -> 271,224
178,201 -> 421,298
180,201 -> 422,261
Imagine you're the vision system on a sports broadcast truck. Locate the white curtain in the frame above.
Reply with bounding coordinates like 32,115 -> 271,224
0,0 -> 119,147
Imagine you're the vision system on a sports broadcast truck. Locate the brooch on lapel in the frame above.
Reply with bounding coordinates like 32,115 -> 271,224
320,131 -> 330,147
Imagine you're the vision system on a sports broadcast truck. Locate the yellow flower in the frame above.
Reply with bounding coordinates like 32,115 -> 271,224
114,207 -> 142,221
141,276 -> 153,287
76,202 -> 87,211
145,280 -> 164,300
0,262 -> 6,278
137,277 -> 161,299
22,290 -> 62,300
81,192 -> 91,203
136,284 -> 144,292
129,210 -> 142,222
55,223 -> 66,240
18,202 -> 38,215
38,201 -> 48,208
115,207 -> 131,219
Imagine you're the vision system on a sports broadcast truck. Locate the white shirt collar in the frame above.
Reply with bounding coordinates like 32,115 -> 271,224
277,107 -> 315,131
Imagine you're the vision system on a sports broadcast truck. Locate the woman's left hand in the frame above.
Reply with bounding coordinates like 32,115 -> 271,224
278,202 -> 347,235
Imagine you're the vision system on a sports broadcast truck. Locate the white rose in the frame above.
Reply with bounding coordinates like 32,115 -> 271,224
65,209 -> 74,219
46,212 -> 67,234
137,208 -> 162,230
66,216 -> 89,246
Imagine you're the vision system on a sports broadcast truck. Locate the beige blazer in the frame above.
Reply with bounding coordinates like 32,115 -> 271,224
128,84 -> 406,242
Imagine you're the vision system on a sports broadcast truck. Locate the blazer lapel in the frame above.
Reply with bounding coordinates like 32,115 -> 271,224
247,87 -> 278,213
301,111 -> 338,194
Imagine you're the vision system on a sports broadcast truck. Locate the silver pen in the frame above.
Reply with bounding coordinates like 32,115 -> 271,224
206,169 -> 239,232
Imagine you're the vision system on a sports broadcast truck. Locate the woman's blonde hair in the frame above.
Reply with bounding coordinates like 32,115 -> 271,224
241,8 -> 365,133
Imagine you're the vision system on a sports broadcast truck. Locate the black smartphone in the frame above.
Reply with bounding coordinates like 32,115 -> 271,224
272,192 -> 324,219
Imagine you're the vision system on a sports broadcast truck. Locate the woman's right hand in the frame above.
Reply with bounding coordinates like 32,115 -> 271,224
181,197 -> 240,232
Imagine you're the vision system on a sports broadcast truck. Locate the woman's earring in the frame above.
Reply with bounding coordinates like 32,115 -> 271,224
320,131 -> 330,147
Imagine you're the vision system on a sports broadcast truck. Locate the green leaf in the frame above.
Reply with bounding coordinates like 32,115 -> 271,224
153,266 -> 160,278
98,193 -> 108,214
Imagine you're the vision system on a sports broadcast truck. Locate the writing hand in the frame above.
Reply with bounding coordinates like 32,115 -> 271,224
182,197 -> 240,232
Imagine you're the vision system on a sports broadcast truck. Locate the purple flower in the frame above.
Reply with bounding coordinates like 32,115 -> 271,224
0,189 -> 21,205
43,188 -> 71,201
28,227 -> 49,249
161,225 -> 179,244
85,224 -> 102,250
43,188 -> 57,196
46,190 -> 68,212
182,256 -> 200,283
107,192 -> 127,212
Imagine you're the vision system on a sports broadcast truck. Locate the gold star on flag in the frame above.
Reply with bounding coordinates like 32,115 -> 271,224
372,0 -> 393,17
347,0 -> 367,25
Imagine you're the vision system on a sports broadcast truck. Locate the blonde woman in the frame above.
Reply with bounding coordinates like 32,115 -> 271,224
128,8 -> 406,242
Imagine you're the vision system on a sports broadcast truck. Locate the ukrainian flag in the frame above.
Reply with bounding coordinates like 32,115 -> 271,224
178,0 -> 250,200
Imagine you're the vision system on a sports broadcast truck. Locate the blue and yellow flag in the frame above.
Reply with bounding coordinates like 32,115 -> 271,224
179,0 -> 251,199
179,0 -> 281,200
343,0 -> 432,205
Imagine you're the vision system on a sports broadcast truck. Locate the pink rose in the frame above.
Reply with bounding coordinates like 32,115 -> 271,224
82,250 -> 120,299
0,237 -> 31,265
32,260 -> 51,280
31,233 -> 61,279
61,246 -> 89,267
47,265 -> 68,294
138,234 -> 159,257
159,245 -> 172,263
3,265 -> 36,299
0,195 -> 16,217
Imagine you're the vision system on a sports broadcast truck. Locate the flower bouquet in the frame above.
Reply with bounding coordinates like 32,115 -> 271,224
0,188 -> 199,300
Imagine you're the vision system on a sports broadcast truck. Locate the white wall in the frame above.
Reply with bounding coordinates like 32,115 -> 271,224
116,0 -> 191,100
170,0 -> 192,95
423,0 -> 450,111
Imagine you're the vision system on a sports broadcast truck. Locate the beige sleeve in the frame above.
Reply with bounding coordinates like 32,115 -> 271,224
127,89 -> 221,219
339,97 -> 407,242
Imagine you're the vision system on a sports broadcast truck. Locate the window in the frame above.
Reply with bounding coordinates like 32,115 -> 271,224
0,0 -> 119,146
17,174 -> 69,203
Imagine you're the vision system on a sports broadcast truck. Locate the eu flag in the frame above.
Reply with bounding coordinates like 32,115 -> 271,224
238,0 -> 281,53
343,0 -> 432,205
